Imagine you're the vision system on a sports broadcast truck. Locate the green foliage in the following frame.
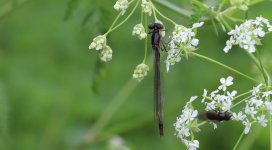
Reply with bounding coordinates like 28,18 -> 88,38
0,0 -> 272,150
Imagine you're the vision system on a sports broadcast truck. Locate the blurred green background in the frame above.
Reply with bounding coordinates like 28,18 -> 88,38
0,0 -> 272,150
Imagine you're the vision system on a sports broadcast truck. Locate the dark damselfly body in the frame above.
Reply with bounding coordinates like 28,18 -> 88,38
148,22 -> 165,136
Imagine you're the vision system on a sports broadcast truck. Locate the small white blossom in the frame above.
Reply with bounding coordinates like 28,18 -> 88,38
132,24 -> 147,40
252,84 -> 263,96
184,140 -> 199,150
141,0 -> 153,16
224,16 -> 272,53
189,96 -> 198,103
232,111 -> 246,121
257,115 -> 268,127
244,105 -> 257,119
265,101 -> 272,114
242,119 -> 251,134
100,45 -> 113,62
262,91 -> 272,98
89,35 -> 107,50
114,0 -> 129,15
218,76 -> 234,91
132,64 -> 149,81
166,22 -> 204,72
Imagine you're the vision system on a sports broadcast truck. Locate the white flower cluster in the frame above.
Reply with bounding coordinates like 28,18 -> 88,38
132,64 -> 149,81
166,22 -> 204,72
224,16 -> 272,53
232,84 -> 272,134
174,96 -> 200,150
230,0 -> 250,10
141,0 -> 153,16
114,0 -> 129,15
108,136 -> 130,150
89,35 -> 113,62
100,45 -> 113,62
132,24 -> 147,40
201,76 -> 236,112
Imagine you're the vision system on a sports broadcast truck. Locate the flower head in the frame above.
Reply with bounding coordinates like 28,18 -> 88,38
114,0 -> 129,15
141,0 -> 153,16
132,24 -> 147,40
132,64 -> 149,81
224,16 -> 272,53
166,22 -> 204,72
100,45 -> 113,62
89,35 -> 107,50
174,96 -> 200,150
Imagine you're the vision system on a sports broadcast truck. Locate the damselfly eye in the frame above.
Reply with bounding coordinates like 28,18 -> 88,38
148,23 -> 155,29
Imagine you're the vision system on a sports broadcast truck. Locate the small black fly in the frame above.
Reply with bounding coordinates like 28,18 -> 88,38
148,22 -> 165,136
203,110 -> 231,122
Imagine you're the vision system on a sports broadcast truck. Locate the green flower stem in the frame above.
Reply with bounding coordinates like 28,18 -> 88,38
233,90 -> 252,101
197,121 -> 207,127
218,15 -> 232,31
152,4 -> 159,21
256,50 -> 271,86
217,0 -> 227,13
233,131 -> 245,150
232,95 -> 252,108
192,52 -> 261,84
105,13 -> 122,36
106,0 -> 140,35
143,14 -> 148,64
152,0 -> 191,19
153,5 -> 176,25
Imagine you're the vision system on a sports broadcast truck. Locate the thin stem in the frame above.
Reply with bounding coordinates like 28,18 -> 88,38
153,5 -> 176,25
105,13 -> 122,35
106,0 -> 140,35
217,0 -> 226,13
219,15 -> 232,31
152,3 -> 159,21
256,50 -> 269,86
270,106 -> 272,150
143,14 -> 148,63
192,52 -> 261,84
232,95 -> 252,108
233,90 -> 252,101
233,131 -> 245,150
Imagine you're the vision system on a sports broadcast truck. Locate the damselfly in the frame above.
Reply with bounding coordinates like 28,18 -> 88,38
148,22 -> 166,136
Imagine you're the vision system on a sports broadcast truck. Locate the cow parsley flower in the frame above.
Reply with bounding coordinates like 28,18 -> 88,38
232,111 -> 246,121
224,16 -> 272,53
218,76 -> 234,91
232,84 -> 272,135
114,0 -> 129,15
174,96 -> 200,150
132,64 -> 149,81
166,22 -> 204,72
132,24 -> 147,40
141,0 -> 153,16
202,76 -> 235,112
242,119 -> 251,134
89,35 -> 107,50
100,45 -> 113,62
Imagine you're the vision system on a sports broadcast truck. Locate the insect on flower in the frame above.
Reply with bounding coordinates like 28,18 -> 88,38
201,110 -> 232,122
148,22 -> 167,136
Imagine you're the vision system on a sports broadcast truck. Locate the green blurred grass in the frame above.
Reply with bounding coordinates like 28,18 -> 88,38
0,0 -> 272,150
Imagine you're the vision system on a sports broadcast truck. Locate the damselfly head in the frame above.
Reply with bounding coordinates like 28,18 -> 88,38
148,23 -> 164,30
